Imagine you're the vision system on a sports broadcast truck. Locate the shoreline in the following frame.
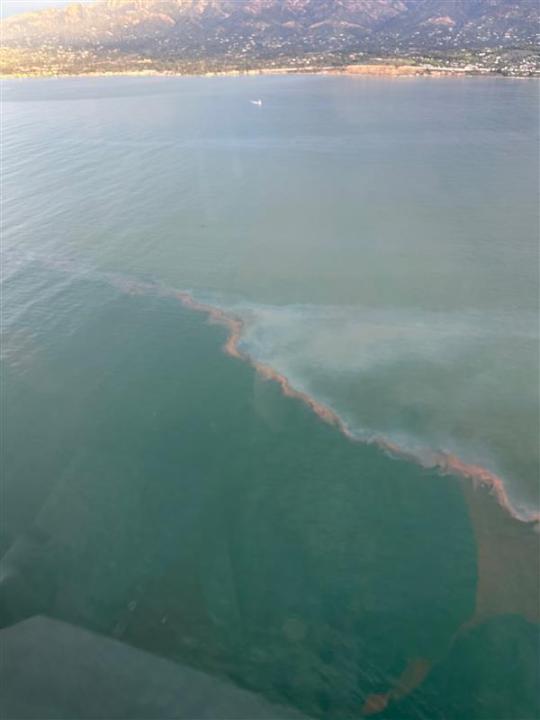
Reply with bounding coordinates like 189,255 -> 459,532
2,63 -> 538,81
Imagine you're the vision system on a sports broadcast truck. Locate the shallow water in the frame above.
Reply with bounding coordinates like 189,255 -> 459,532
2,75 -> 539,717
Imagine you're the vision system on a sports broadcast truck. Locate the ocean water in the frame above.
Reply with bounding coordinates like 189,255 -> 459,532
2,76 -> 539,718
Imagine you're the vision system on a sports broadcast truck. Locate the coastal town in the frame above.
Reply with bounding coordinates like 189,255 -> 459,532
2,0 -> 539,79
2,46 -> 539,78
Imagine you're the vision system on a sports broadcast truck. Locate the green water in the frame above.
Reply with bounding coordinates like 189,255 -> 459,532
3,75 -> 538,512
2,270 -> 474,714
2,76 -> 539,717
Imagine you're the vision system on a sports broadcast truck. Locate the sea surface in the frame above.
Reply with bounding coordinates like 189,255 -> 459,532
2,75 -> 539,718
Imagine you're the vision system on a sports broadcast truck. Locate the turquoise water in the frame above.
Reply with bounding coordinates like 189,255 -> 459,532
2,76 -> 539,717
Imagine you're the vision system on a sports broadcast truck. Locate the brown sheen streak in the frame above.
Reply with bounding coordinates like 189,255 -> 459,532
174,288 -> 540,710
68,272 -> 538,712
175,289 -> 539,526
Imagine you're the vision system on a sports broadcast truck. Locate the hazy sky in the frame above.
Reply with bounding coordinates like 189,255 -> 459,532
3,1 -> 95,19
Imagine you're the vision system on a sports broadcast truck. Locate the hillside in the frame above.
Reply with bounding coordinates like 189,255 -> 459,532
2,0 -> 539,77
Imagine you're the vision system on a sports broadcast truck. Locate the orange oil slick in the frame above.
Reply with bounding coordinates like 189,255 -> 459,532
173,289 -> 539,526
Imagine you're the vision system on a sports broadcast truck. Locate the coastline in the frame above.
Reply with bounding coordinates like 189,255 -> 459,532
2,62 -> 538,81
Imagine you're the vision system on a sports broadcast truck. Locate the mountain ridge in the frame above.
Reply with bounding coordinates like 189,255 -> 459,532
2,0 -> 539,77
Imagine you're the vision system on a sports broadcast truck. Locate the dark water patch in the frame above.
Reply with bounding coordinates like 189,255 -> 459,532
2,278 -> 483,716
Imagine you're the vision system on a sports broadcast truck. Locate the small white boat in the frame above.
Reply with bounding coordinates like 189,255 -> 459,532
250,99 -> 263,106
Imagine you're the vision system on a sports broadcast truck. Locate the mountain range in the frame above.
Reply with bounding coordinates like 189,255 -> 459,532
2,0 -> 539,76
